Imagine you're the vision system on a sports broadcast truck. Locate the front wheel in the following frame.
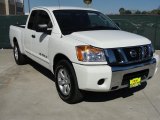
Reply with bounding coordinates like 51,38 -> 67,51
55,60 -> 83,104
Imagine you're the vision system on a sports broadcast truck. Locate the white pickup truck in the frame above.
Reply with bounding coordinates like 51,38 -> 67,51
10,6 -> 159,104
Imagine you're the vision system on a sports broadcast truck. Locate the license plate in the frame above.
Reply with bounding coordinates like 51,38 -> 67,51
130,77 -> 141,88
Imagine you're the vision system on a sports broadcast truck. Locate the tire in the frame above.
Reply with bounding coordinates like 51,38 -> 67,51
13,42 -> 27,65
55,59 -> 83,104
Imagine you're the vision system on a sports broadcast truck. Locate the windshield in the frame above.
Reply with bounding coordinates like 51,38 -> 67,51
53,10 -> 119,35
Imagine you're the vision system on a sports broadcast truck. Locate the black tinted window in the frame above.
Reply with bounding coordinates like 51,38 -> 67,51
35,10 -> 53,31
53,10 -> 119,35
28,10 -> 38,30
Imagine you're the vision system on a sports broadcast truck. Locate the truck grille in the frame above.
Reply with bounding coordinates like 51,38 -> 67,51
105,44 -> 153,65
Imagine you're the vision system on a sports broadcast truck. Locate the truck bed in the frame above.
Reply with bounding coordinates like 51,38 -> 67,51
9,25 -> 25,48
13,25 -> 26,28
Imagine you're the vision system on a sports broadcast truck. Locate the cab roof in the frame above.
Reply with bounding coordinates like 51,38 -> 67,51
32,6 -> 98,12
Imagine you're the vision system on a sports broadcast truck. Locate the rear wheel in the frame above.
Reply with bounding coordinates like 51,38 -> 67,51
13,42 -> 27,65
55,59 -> 83,104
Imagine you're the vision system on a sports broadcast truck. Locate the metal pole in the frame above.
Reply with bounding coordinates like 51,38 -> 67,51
58,0 -> 60,8
15,0 -> 16,15
5,0 -> 9,15
23,0 -> 24,15
28,0 -> 30,13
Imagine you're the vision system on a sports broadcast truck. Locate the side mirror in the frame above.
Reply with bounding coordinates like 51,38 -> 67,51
37,24 -> 48,32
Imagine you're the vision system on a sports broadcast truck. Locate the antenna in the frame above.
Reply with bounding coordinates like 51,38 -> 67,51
28,0 -> 31,13
58,0 -> 61,9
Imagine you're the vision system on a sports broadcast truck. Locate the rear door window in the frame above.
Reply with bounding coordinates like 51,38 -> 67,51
28,10 -> 39,30
35,10 -> 53,34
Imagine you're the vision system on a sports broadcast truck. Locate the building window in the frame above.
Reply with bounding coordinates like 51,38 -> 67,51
0,0 -> 24,15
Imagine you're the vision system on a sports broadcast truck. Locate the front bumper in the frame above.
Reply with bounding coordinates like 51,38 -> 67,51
73,55 -> 159,92
111,58 -> 156,90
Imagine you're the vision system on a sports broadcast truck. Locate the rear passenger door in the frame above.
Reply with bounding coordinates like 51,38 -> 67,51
33,10 -> 53,67
24,10 -> 38,53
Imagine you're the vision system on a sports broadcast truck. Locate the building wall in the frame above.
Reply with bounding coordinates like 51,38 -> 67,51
0,0 -> 6,15
9,0 -> 15,15
15,1 -> 24,15
0,0 -> 24,15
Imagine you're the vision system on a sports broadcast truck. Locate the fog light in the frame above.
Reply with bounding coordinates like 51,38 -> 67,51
97,79 -> 105,85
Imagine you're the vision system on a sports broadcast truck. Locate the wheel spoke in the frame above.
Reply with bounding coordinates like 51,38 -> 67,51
66,85 -> 70,93
58,80 -> 64,85
65,80 -> 70,85
63,70 -> 69,80
14,47 -> 18,60
57,68 -> 71,96
62,85 -> 67,94
59,70 -> 65,79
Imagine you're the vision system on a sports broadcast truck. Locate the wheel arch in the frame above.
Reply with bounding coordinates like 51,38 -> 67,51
53,53 -> 72,72
13,37 -> 18,44
13,36 -> 24,54
53,53 -> 83,103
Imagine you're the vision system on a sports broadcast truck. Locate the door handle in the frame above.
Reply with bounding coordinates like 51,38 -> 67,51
32,35 -> 36,38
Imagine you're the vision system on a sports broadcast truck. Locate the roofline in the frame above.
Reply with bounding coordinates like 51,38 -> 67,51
31,6 -> 98,12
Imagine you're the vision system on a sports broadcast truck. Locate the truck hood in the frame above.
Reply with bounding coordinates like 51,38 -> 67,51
68,30 -> 151,48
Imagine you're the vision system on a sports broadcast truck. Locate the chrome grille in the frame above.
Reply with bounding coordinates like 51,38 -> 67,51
105,44 -> 153,65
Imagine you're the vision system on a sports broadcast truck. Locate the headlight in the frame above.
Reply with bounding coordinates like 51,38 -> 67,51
76,45 -> 106,62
